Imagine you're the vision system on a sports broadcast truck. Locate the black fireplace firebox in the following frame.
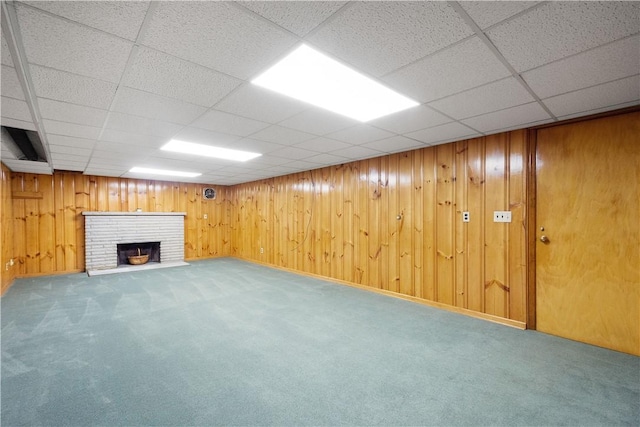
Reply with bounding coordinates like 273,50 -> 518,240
116,242 -> 161,266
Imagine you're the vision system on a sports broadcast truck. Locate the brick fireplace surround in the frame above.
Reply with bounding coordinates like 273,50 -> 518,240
83,212 -> 187,276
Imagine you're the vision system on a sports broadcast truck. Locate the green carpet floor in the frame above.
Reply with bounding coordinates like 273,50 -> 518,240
2,258 -> 638,426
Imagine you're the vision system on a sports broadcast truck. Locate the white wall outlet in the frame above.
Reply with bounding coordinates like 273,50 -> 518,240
493,211 -> 512,223
260,247 -> 264,254
203,214 -> 208,219
462,211 -> 470,222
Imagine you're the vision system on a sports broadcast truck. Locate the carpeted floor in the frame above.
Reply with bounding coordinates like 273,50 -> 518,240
2,258 -> 638,426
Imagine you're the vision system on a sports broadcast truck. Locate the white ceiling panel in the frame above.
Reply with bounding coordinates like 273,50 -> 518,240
16,4 -> 133,83
268,146 -> 318,160
191,110 -> 270,137
23,1 -> 150,41
330,145 -> 384,160
293,137 -> 352,153
231,138 -> 284,155
50,161 -> 85,172
369,105 -> 451,134
171,127 -> 241,148
522,35 -> 640,99
214,84 -> 308,124
29,65 -> 117,109
2,158 -> 52,173
542,76 -> 640,118
1,117 -> 36,131
91,144 -> 153,159
459,1 -> 541,30
42,119 -> 101,139
1,65 -> 26,100
50,152 -> 90,164
123,47 -> 242,107
327,124 -> 394,145
1,96 -> 32,122
238,1 -> 347,37
361,135 -> 425,154
406,122 -> 479,146
139,1 -> 298,80
250,125 -> 315,146
48,143 -> 93,157
308,2 -> 473,76
383,37 -> 511,103
305,153 -> 350,166
99,128 -> 167,148
47,134 -> 96,149
278,109 -> 357,136
38,98 -> 107,128
110,87 -> 206,125
1,34 -> 14,66
104,111 -> 182,138
461,102 -> 552,133
487,1 -> 640,72
429,78 -> 535,120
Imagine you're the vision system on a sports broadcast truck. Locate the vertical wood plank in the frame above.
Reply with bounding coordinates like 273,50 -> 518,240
436,144 -> 455,305
422,149 -> 436,301
466,138 -> 485,313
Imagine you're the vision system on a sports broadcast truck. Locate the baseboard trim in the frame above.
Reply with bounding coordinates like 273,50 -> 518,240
233,256 -> 526,330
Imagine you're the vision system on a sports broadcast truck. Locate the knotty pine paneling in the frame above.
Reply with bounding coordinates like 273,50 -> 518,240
8,171 -> 231,276
230,130 -> 529,324
1,163 -> 15,293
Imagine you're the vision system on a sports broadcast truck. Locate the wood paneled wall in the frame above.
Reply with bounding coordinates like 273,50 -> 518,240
1,163 -> 15,293
7,171 -> 231,277
229,130 -> 528,324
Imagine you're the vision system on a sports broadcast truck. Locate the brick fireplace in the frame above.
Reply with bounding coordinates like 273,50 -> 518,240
83,212 -> 187,275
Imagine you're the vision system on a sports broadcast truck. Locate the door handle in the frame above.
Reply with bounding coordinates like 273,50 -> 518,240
540,235 -> 550,243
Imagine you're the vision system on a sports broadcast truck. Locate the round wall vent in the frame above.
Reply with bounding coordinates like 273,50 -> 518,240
203,188 -> 216,200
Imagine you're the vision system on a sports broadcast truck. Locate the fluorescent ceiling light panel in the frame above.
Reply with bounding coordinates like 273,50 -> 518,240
162,140 -> 261,162
252,44 -> 419,122
129,167 -> 201,178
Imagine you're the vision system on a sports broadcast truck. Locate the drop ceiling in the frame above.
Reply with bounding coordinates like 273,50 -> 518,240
1,1 -> 638,185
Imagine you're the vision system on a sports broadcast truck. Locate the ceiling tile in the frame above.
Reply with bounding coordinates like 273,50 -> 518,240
16,4 -> 133,83
30,65 -> 117,109
461,102 -> 551,133
1,97 -> 32,122
215,84 -> 308,124
91,143 -> 154,159
459,1 -> 541,30
43,119 -> 101,139
330,145 -> 383,160
231,138 -> 283,155
23,1 -> 150,40
50,152 -> 90,164
293,137 -> 352,153
542,75 -> 640,118
556,101 -> 640,122
38,98 -> 108,128
238,1 -> 346,37
48,143 -> 93,157
2,34 -> 14,66
522,35 -> 640,99
171,127 -> 241,147
406,122 -> 479,145
327,124 -> 394,145
0,117 -> 36,131
305,152 -> 350,165
309,2 -> 472,76
1,65 -> 26,100
123,47 -> 242,107
110,87 -> 206,125
250,125 -> 315,146
50,161 -> 86,172
279,109 -> 358,136
429,78 -> 534,120
104,111 -> 182,138
268,146 -> 316,160
191,109 -> 270,137
47,134 -> 96,149
1,159 -> 52,174
383,37 -> 511,103
99,128 -> 167,148
139,1 -> 298,79
361,135 -> 425,154
368,105 -> 450,134
487,1 -> 640,72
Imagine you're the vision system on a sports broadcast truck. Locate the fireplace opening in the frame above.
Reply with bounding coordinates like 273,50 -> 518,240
117,242 -> 160,266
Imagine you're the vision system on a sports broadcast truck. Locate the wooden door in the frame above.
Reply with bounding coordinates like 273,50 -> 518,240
535,111 -> 640,355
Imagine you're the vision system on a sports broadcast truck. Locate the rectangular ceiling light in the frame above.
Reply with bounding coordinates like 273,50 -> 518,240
129,167 -> 201,178
251,44 -> 419,122
161,140 -> 261,162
